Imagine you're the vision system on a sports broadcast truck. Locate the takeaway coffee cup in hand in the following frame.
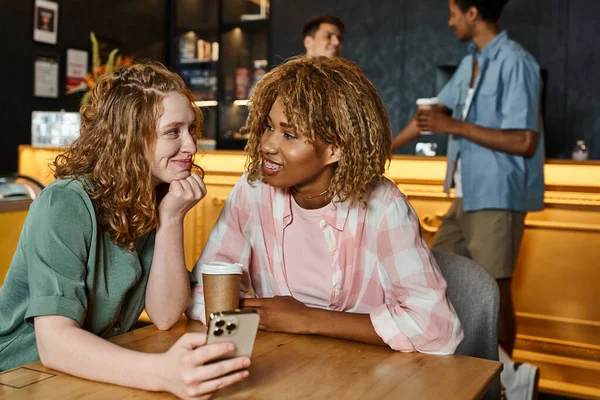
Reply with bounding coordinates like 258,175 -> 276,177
201,261 -> 243,323
416,97 -> 440,135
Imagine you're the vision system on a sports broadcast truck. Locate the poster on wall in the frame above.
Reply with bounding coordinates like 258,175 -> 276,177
66,49 -> 88,92
33,0 -> 59,45
34,54 -> 59,98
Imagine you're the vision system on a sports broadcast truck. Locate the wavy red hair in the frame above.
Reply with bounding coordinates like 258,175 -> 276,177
53,62 -> 204,249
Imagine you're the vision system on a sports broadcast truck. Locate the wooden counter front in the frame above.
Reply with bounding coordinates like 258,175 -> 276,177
16,145 -> 600,398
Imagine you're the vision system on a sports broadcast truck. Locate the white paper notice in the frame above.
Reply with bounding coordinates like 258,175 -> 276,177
34,57 -> 59,98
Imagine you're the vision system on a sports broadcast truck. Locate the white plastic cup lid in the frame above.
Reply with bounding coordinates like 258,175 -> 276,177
416,97 -> 440,106
200,261 -> 243,275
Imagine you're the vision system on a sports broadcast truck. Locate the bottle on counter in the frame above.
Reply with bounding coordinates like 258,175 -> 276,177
572,140 -> 589,161
179,32 -> 198,63
248,59 -> 267,98
234,51 -> 250,100
235,67 -> 249,100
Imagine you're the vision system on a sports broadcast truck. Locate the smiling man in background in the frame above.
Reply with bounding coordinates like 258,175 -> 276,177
302,15 -> 344,58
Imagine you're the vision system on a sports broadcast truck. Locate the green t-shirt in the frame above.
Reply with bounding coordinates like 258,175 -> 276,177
0,179 -> 155,371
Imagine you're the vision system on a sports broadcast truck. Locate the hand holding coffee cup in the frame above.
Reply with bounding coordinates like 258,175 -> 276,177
201,261 -> 243,323
416,97 -> 440,135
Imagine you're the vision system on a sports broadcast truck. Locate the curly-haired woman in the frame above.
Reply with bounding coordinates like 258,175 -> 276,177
0,62 -> 250,398
188,56 -> 464,354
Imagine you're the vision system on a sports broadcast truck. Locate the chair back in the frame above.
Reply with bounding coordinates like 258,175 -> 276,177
432,250 -> 501,400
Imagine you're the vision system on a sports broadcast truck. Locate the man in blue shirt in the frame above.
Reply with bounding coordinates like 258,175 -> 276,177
392,1 -> 544,399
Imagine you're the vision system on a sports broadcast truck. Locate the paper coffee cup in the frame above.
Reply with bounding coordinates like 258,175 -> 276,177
202,262 -> 243,323
200,261 -> 243,275
416,97 -> 440,135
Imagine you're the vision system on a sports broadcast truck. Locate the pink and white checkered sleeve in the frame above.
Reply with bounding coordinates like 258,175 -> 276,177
186,177 -> 253,324
369,198 -> 464,355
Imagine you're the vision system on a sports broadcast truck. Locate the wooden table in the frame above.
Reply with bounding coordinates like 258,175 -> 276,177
0,319 -> 501,399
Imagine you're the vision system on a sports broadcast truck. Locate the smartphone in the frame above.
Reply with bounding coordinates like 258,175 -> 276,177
206,309 -> 260,360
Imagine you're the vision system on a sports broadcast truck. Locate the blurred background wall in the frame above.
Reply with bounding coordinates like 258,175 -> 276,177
1,0 -> 598,172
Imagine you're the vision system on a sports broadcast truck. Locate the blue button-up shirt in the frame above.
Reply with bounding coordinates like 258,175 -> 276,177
437,31 -> 545,213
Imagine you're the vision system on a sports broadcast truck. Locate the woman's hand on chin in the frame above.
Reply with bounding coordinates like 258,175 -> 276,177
158,172 -> 207,222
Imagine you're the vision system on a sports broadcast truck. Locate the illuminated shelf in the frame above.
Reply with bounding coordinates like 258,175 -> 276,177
194,100 -> 218,107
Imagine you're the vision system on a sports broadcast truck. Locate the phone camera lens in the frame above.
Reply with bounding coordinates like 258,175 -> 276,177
215,319 -> 225,327
214,328 -> 223,336
226,322 -> 236,331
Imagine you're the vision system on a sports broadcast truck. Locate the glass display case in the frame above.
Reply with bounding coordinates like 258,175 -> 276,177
169,0 -> 270,150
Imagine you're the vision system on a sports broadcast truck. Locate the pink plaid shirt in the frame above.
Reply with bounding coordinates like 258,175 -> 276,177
189,175 -> 463,354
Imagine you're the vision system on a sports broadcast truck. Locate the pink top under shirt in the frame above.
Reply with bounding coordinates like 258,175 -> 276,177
187,174 -> 464,355
283,198 -> 332,309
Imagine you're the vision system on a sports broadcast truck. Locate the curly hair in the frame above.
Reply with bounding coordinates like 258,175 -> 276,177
244,56 -> 391,206
53,61 -> 204,249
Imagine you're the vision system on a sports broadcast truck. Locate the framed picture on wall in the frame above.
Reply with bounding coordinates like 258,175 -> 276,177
66,49 -> 88,92
34,53 -> 59,98
33,0 -> 59,45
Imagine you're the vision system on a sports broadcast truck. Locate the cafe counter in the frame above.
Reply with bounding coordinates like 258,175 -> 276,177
15,145 -> 600,398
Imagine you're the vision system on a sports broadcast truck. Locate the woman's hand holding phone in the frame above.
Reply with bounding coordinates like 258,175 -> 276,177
206,310 -> 260,360
158,332 -> 250,399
